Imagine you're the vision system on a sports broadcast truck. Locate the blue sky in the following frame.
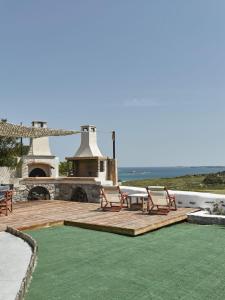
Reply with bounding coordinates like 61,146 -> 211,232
1,0 -> 225,167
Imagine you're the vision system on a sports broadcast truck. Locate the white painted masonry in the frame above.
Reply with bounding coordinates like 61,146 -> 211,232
120,186 -> 225,211
22,121 -> 59,178
75,125 -> 103,157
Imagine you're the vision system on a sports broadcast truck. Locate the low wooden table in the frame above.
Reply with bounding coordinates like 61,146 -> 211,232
128,193 -> 149,212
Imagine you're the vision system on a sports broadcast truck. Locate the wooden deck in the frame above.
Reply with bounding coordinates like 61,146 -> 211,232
0,200 -> 198,236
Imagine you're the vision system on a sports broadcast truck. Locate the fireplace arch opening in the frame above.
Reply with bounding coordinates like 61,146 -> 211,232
28,186 -> 50,201
29,168 -> 47,177
71,187 -> 88,202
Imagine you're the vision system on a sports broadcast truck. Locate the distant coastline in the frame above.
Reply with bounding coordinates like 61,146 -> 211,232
118,166 -> 225,182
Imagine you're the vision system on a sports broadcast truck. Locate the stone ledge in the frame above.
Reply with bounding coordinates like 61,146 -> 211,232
20,177 -> 99,184
188,211 -> 225,225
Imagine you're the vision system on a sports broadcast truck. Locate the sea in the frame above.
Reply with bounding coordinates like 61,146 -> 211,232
118,166 -> 225,182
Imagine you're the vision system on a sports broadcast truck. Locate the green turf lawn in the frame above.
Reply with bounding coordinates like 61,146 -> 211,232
25,224 -> 225,300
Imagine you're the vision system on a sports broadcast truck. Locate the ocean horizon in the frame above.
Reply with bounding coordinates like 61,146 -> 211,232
118,166 -> 225,182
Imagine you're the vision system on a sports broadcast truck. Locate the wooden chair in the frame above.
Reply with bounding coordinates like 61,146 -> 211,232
100,186 -> 128,212
0,190 -> 13,216
146,186 -> 176,215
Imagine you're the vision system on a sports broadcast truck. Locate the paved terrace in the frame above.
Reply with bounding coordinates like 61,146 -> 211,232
0,200 -> 197,236
0,232 -> 32,300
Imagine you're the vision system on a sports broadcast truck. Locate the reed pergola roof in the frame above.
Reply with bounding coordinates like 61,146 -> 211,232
0,122 -> 79,138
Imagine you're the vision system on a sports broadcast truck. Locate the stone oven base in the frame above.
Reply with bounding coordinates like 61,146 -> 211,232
55,184 -> 101,203
16,177 -> 104,203
13,183 -> 55,202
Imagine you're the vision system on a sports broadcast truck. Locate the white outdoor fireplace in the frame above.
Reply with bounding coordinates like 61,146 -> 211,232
66,125 -> 117,186
19,123 -> 117,203
21,121 -> 59,178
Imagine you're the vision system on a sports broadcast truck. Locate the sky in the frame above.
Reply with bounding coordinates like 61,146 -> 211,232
1,0 -> 225,167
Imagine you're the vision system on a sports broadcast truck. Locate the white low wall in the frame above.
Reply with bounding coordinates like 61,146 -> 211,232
171,190 -> 225,210
121,186 -> 225,210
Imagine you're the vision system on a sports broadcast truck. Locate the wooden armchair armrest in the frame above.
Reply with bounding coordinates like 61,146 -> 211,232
121,192 -> 128,199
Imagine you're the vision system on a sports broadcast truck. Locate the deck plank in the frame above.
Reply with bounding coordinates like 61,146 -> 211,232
0,200 -> 198,236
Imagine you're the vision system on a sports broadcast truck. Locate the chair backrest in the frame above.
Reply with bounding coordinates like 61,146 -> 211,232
4,190 -> 13,202
146,186 -> 168,206
101,186 -> 121,203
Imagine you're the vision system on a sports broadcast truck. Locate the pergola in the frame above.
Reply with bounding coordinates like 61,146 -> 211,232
0,121 -> 79,138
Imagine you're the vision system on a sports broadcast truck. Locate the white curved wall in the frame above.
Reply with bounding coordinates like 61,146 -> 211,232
121,186 -> 225,210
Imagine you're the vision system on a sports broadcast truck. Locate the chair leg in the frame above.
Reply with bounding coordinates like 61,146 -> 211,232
170,200 -> 177,211
122,198 -> 128,208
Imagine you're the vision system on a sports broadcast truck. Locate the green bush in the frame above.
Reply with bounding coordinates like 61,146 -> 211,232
203,173 -> 224,185
0,119 -> 29,168
211,200 -> 225,215
59,161 -> 68,176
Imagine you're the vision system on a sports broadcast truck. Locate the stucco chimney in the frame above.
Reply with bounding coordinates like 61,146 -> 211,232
28,121 -> 52,156
75,125 -> 103,157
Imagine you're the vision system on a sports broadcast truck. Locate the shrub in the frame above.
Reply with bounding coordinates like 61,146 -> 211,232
59,161 -> 68,176
211,200 -> 225,215
203,173 -> 224,185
